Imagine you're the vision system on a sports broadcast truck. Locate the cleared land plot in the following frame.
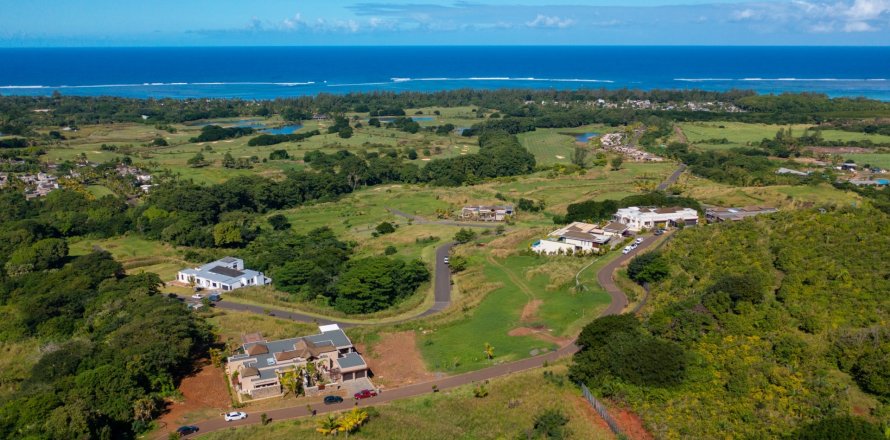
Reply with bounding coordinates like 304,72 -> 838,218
198,363 -> 615,440
517,125 -> 608,165
679,174 -> 861,208
844,153 -> 890,169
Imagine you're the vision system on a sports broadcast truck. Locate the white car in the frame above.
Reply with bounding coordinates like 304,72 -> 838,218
622,246 -> 632,254
191,293 -> 204,300
224,412 -> 247,422
634,238 -> 644,245
443,257 -> 450,264
630,243 -> 639,250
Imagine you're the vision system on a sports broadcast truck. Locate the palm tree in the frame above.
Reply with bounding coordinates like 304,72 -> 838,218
279,366 -> 304,398
316,414 -> 341,436
484,342 -> 495,360
339,408 -> 369,437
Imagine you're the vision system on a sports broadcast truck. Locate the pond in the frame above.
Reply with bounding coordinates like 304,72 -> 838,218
574,132 -> 599,143
194,119 -> 267,129
262,124 -> 303,135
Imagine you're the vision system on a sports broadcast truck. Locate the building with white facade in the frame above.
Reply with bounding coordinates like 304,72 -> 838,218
531,221 -> 620,255
612,207 -> 699,232
176,257 -> 271,291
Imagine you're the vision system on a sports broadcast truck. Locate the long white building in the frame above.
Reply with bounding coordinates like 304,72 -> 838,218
612,207 -> 699,232
531,221 -> 625,255
177,257 -> 271,291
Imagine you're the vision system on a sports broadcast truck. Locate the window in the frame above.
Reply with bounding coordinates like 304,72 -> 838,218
212,282 -> 217,288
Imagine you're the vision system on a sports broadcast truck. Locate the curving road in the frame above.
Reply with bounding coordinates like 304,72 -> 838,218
178,166 -> 686,437
176,243 -> 456,328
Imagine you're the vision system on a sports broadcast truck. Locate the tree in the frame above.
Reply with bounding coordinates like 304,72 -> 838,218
484,342 -> 495,359
213,221 -> 247,247
268,214 -> 291,231
610,156 -> 623,170
338,126 -> 354,139
316,414 -> 341,436
571,146 -> 588,168
448,255 -> 468,272
627,252 -> 669,283
384,245 -> 397,255
186,152 -> 208,168
407,149 -> 418,160
222,153 -> 236,168
338,407 -> 369,436
794,416 -> 884,440
375,222 -> 396,235
454,228 -> 477,244
269,149 -> 289,160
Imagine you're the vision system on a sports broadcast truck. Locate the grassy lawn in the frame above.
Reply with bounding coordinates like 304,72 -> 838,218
844,153 -> 890,169
678,173 -> 862,208
679,122 -> 890,150
517,125 -> 607,165
204,308 -> 319,345
199,363 -> 614,440
68,235 -> 193,280
85,184 -> 115,198
418,230 -> 611,374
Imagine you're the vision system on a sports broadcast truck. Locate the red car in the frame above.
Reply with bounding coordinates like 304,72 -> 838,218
353,389 -> 377,399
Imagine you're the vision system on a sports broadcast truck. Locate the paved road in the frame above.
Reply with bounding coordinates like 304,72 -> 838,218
175,242 -> 455,328
656,163 -> 687,191
181,236 -> 665,438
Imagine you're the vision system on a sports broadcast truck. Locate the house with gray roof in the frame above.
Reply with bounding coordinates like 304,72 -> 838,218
176,257 -> 271,291
226,324 -> 369,399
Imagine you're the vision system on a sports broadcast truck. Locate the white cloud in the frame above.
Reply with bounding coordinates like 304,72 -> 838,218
526,14 -> 575,29
846,0 -> 890,20
844,20 -> 877,31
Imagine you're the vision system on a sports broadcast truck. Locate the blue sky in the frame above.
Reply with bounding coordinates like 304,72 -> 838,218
1,0 -> 889,46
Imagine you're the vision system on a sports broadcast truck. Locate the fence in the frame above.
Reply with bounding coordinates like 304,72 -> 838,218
579,383 -> 624,437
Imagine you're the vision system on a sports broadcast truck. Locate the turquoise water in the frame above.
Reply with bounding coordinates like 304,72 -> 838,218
263,124 -> 303,135
2,47 -> 890,100
575,132 -> 599,142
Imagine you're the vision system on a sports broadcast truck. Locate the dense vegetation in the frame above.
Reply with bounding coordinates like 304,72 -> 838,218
572,208 -> 890,438
246,129 -> 320,146
188,125 -> 255,143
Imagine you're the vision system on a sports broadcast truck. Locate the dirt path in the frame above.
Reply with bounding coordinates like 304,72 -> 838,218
673,125 -> 688,144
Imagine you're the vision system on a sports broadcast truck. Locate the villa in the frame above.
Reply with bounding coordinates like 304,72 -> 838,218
460,205 -> 514,222
176,257 -> 271,291
705,206 -> 778,223
531,221 -> 621,255
612,206 -> 699,232
226,325 -> 369,399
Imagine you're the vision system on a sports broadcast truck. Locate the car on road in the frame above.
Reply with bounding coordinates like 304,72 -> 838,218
654,229 -> 664,236
634,237 -> 644,244
622,246 -> 632,254
224,411 -> 247,422
175,426 -> 199,436
630,243 -> 638,250
191,293 -> 204,300
354,389 -> 377,400
324,395 -> 344,405
443,257 -> 449,264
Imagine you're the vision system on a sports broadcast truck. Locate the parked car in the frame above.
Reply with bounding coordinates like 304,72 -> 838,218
653,229 -> 664,236
354,389 -> 377,400
176,426 -> 199,437
324,395 -> 344,405
634,237 -> 644,244
443,257 -> 450,264
224,411 -> 247,422
630,243 -> 639,250
191,293 -> 204,300
208,292 -> 221,302
622,246 -> 632,254
187,302 -> 203,311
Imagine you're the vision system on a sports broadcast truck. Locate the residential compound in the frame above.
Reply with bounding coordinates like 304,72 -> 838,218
612,206 -> 699,232
460,205 -> 514,222
227,325 -> 369,399
705,206 -> 778,223
0,172 -> 60,199
532,221 -> 628,255
176,257 -> 271,291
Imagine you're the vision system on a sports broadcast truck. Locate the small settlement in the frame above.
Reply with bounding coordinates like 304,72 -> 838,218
176,257 -> 271,291
532,221 -> 628,255
459,205 -> 514,222
611,206 -> 699,232
226,325 -> 370,400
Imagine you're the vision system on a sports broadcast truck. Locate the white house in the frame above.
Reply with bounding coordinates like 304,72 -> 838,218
612,207 -> 699,232
176,257 -> 271,291
532,222 -> 615,255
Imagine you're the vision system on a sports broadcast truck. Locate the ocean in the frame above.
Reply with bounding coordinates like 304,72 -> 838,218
2,46 -> 890,100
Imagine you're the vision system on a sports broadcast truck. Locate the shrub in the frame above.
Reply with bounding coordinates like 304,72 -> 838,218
793,416 -> 884,440
627,251 -> 669,283
454,228 -> 477,244
384,245 -> 397,256
375,222 -> 396,235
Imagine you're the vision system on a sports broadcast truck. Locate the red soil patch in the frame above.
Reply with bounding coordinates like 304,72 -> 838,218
357,331 -> 435,389
508,327 -> 573,346
520,299 -> 543,322
156,360 -> 230,432
572,396 -> 615,437
607,402 -> 654,440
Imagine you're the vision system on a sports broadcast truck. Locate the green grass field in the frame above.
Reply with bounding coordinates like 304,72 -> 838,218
199,363 -> 613,440
418,231 -> 611,374
843,153 -> 890,169
517,125 -> 607,165
680,122 -> 890,150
